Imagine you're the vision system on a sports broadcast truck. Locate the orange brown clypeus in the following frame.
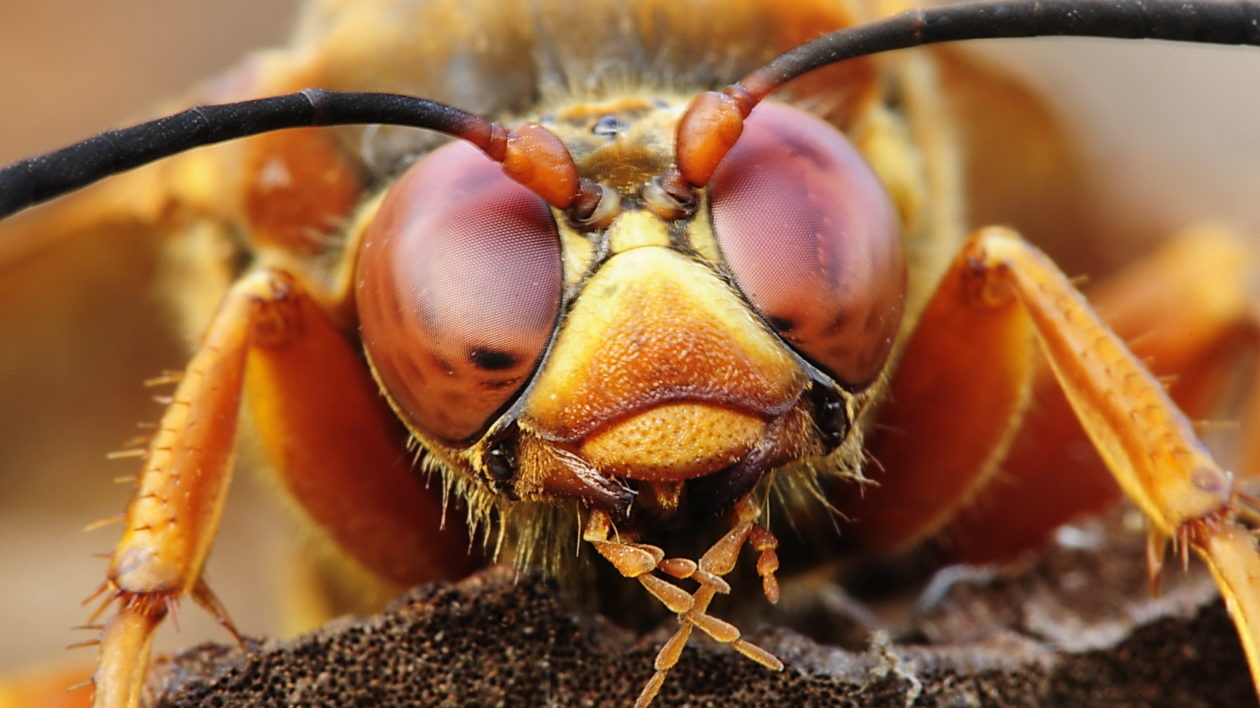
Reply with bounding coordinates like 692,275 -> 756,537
1,1 -> 1259,707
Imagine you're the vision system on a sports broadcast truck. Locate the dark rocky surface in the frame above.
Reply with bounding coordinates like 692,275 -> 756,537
145,515 -> 1251,707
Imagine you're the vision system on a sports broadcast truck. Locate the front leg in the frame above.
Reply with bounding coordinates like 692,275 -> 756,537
956,228 -> 1260,689
942,227 -> 1260,563
90,270 -> 279,708
840,226 -> 1260,694
89,268 -> 473,708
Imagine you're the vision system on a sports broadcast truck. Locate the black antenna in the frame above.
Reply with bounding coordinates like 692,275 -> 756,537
3,0 -> 1260,218
740,0 -> 1260,101
672,0 -> 1260,185
0,91 -> 504,219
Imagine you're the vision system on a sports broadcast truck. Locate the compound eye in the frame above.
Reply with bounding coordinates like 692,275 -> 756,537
356,141 -> 562,444
708,102 -> 906,388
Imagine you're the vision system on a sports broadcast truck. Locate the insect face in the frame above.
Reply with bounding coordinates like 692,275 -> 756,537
4,2 -> 1260,707
355,96 -> 905,545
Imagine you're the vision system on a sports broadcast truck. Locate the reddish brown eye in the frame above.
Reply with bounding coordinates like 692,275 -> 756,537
356,141 -> 562,444
708,102 -> 905,388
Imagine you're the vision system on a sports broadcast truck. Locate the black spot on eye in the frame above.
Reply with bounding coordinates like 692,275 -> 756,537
767,315 -> 796,333
470,348 -> 519,371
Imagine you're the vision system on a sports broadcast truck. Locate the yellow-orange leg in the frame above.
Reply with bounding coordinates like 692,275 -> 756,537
90,269 -> 473,708
962,229 -> 1260,690
942,228 -> 1260,563
849,227 -> 1260,693
849,227 -> 1260,561
90,272 -> 271,708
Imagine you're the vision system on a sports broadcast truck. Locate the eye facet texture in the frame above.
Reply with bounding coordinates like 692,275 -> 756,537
709,102 -> 905,388
357,142 -> 562,444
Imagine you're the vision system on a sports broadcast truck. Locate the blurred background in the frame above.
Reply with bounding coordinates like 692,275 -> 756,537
1,0 -> 1259,683
0,0 -> 301,678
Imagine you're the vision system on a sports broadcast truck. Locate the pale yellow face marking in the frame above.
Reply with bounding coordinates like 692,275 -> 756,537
608,209 -> 671,254
684,192 -> 722,265
559,225 -> 595,290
